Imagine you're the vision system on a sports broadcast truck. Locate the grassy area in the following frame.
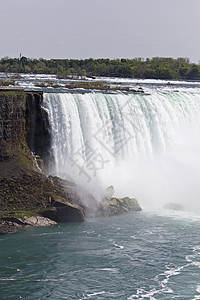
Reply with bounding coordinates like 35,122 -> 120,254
0,90 -> 25,95
0,79 -> 16,86
33,80 -> 144,92
65,81 -> 109,90
34,80 -> 62,88
0,210 -> 39,219
65,81 -> 144,92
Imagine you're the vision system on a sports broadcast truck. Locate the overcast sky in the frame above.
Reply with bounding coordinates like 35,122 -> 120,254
0,0 -> 200,62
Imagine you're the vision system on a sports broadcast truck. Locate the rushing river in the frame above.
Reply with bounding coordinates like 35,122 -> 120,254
0,211 -> 200,300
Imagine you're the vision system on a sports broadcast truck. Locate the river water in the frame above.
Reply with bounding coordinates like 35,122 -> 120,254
0,211 -> 200,300
1,77 -> 200,299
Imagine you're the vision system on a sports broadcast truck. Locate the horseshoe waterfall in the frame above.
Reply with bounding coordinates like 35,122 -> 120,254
1,83 -> 200,300
43,90 -> 200,212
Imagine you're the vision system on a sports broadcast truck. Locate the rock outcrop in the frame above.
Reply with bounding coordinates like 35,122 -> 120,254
98,196 -> 142,217
0,90 -> 85,234
0,170 -> 85,221
96,186 -> 142,217
25,91 -> 52,172
0,216 -> 57,234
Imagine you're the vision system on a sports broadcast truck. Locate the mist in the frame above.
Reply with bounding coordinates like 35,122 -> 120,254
43,89 -> 200,215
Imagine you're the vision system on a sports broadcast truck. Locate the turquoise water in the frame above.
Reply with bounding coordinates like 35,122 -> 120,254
0,211 -> 200,300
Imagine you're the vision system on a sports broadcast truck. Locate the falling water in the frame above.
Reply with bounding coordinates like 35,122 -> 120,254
1,85 -> 200,300
43,90 -> 200,211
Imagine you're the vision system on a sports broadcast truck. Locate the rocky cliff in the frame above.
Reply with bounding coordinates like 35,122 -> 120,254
0,90 -> 27,161
0,90 -> 85,233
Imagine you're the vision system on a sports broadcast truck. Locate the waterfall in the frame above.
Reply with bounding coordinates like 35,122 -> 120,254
43,90 -> 200,211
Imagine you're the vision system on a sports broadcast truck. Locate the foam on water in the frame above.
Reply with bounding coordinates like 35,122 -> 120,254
81,291 -> 106,299
194,285 -> 200,300
0,210 -> 199,299
128,245 -> 200,300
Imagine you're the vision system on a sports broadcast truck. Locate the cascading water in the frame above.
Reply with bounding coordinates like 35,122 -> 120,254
1,83 -> 200,300
43,90 -> 200,212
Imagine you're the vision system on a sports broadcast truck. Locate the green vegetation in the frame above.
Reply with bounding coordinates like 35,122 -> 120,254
33,80 -> 144,92
1,56 -> 200,80
0,79 -> 16,86
34,81 -> 62,88
0,210 -> 39,219
64,81 -> 141,91
65,80 -> 109,90
0,91 -> 24,96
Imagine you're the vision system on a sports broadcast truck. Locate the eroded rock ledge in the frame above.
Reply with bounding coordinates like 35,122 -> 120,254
0,169 -> 86,234
0,216 -> 57,234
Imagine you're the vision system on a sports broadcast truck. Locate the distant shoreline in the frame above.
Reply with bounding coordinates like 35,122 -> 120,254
0,56 -> 200,81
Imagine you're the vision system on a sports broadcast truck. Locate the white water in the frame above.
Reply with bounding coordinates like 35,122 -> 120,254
43,90 -> 200,212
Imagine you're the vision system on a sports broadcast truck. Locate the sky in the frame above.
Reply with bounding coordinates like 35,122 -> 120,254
0,0 -> 200,63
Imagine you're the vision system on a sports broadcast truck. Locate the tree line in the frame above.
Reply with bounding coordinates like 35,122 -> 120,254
0,56 -> 200,80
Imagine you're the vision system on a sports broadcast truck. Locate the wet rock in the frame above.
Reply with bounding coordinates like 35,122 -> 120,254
0,219 -> 23,234
105,185 -> 115,199
24,216 -> 57,226
98,197 -> 142,217
0,216 -> 57,234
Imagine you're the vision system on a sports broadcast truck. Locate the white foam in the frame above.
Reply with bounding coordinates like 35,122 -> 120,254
196,285 -> 200,293
186,245 -> 200,268
96,268 -> 118,273
80,291 -> 106,299
193,285 -> 200,300
128,263 -> 188,299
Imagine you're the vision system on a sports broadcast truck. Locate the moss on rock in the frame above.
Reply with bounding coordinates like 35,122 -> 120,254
0,90 -> 85,233
98,196 -> 142,217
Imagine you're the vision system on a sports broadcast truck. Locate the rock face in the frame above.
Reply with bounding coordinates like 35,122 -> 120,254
0,90 -> 51,169
0,91 -> 27,161
25,92 -> 52,172
0,90 -> 85,233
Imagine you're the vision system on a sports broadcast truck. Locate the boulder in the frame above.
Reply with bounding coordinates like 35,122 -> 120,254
0,219 -> 24,234
24,216 -> 57,226
98,196 -> 142,217
105,185 -> 115,199
42,201 -> 85,222
0,216 -> 56,234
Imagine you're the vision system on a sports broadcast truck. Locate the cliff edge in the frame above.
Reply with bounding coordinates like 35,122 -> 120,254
0,90 -> 85,234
